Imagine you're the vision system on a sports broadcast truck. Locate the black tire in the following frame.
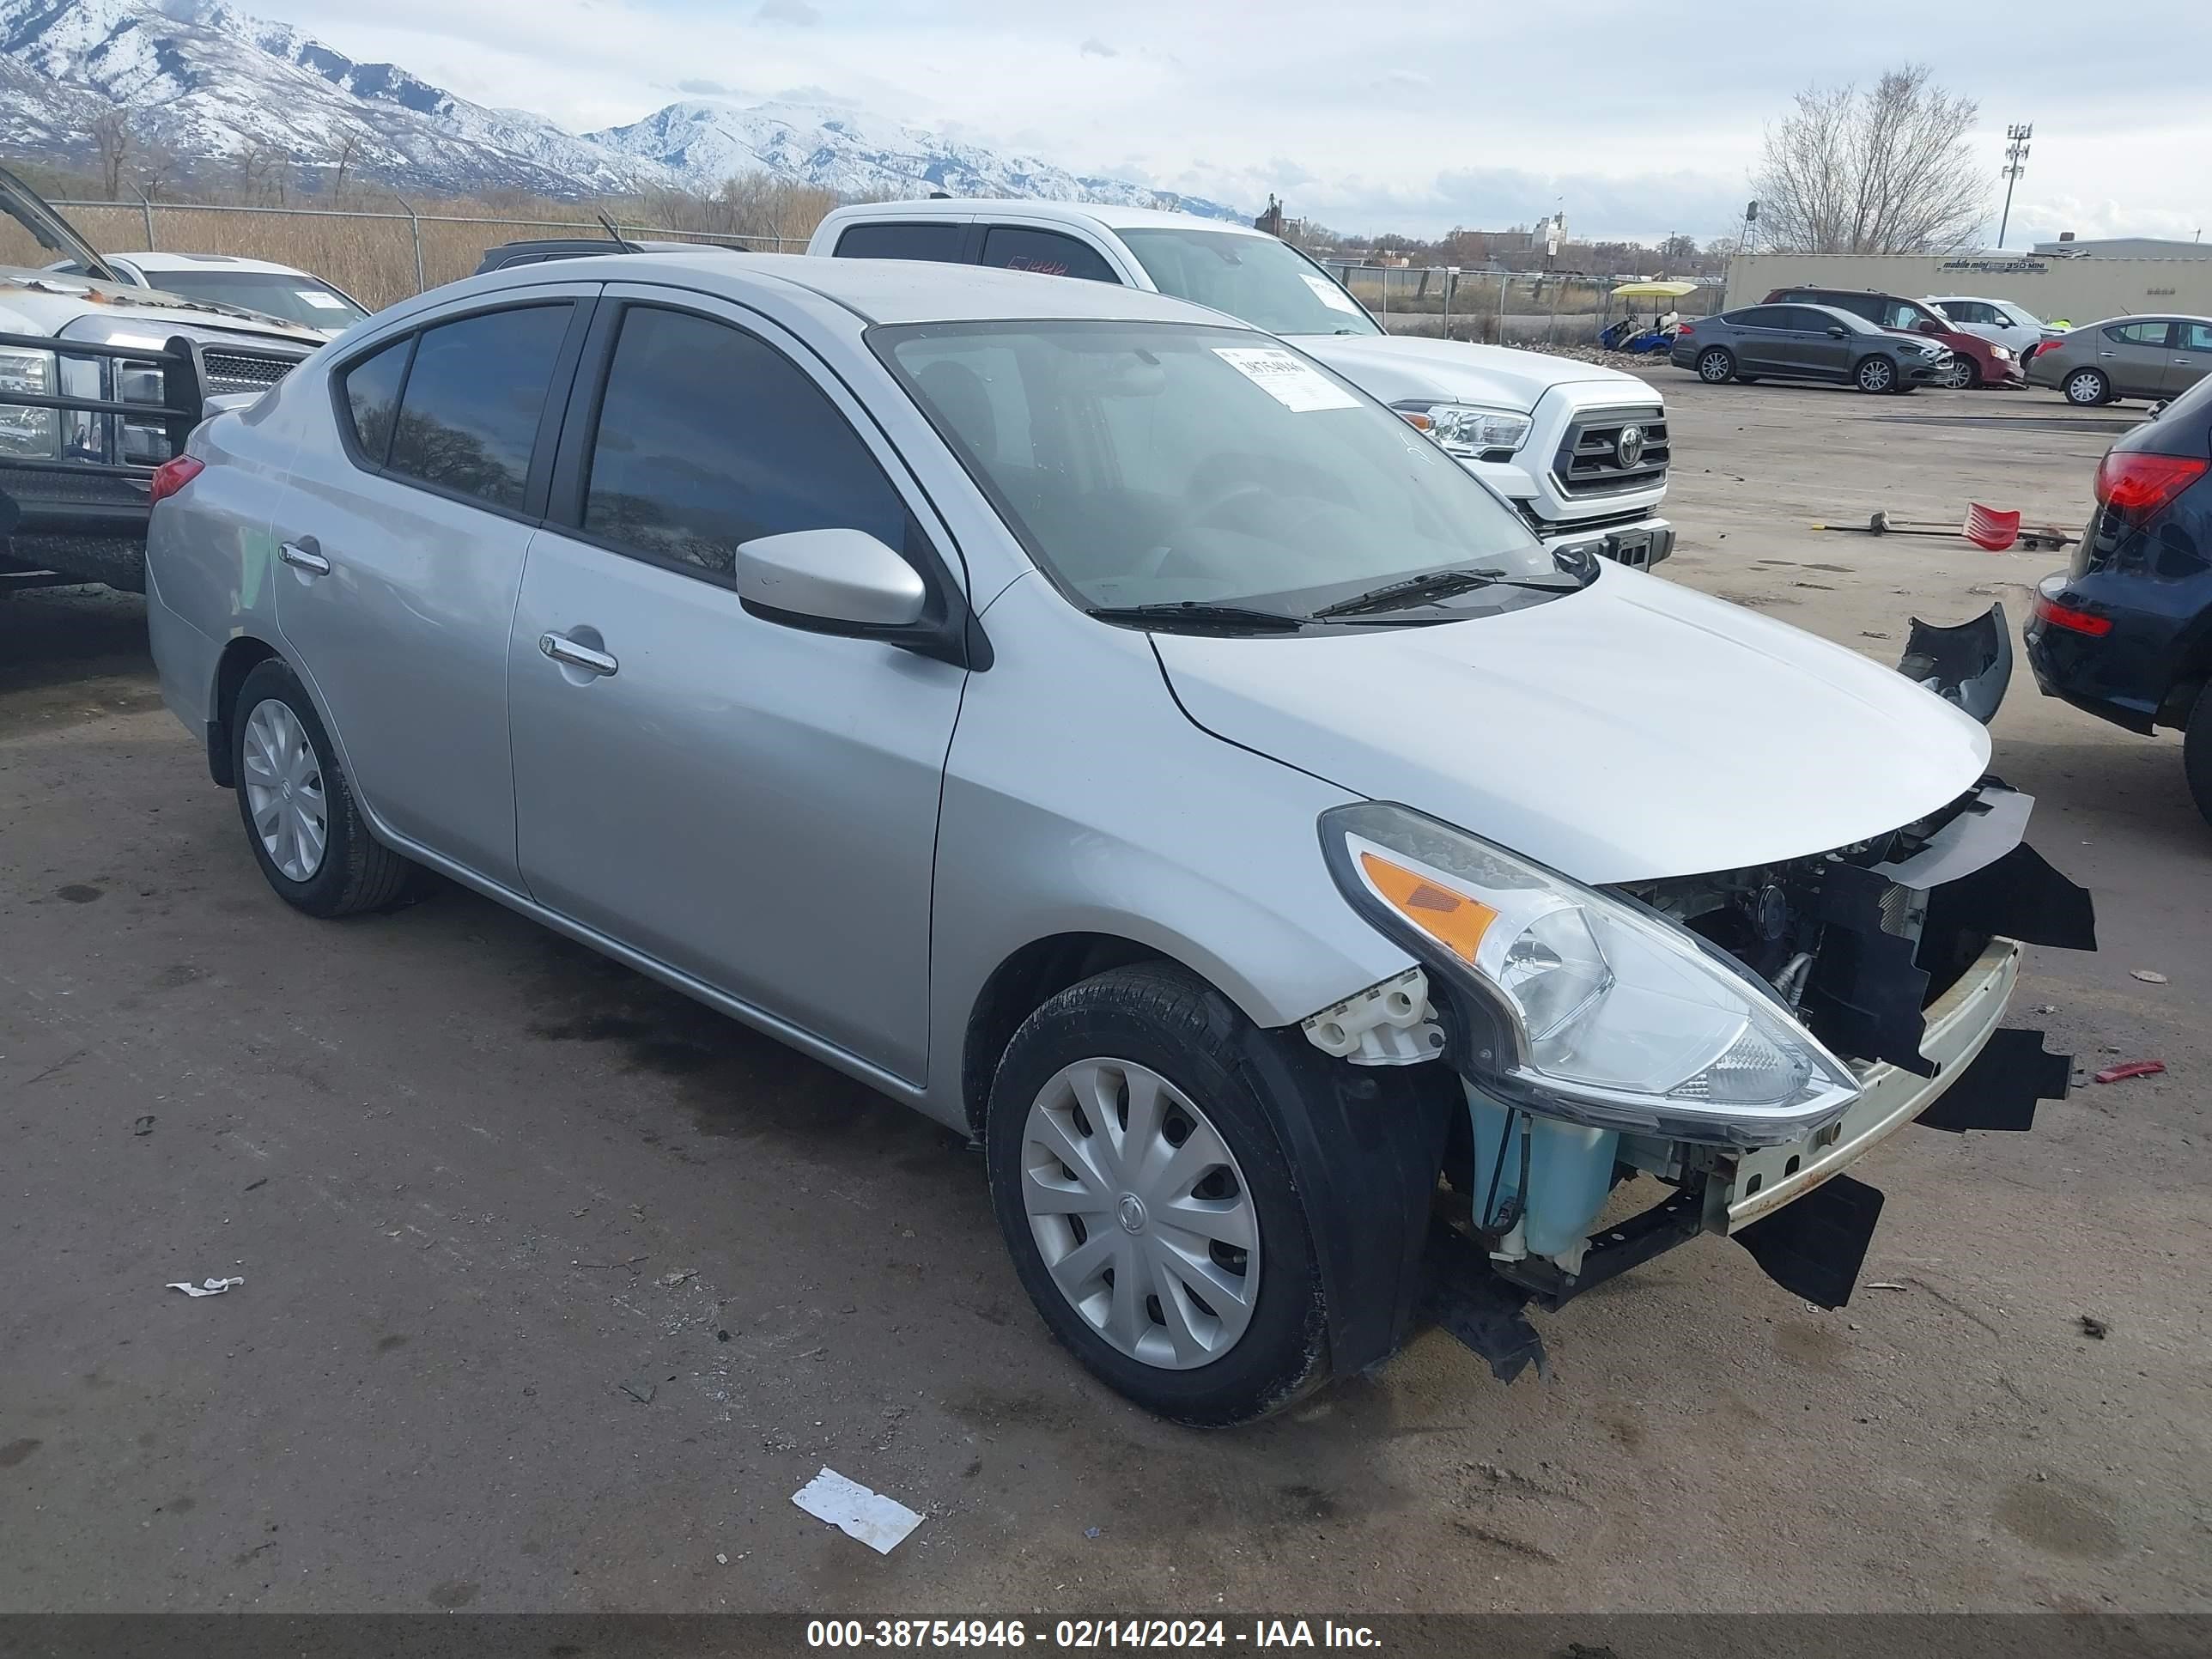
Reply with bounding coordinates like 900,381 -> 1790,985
2063,367 -> 2112,407
230,658 -> 419,918
1937,356 -> 1979,391
985,963 -> 1327,1426
1695,346 -> 1735,384
1855,355 -> 1899,394
1735,374 -> 1760,384
2185,682 -> 2212,830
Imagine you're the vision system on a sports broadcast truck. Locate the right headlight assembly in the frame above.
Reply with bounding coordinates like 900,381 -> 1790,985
1320,802 -> 1861,1146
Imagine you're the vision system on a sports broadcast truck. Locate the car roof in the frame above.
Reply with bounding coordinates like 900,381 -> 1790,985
822,197 -> 1268,239
460,249 -> 1244,328
120,251 -> 319,276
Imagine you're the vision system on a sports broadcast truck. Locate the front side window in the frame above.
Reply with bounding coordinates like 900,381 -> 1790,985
1116,228 -> 1382,337
2179,322 -> 2212,353
338,335 -> 410,464
880,320 -> 1559,620
979,226 -> 1119,283
385,304 -> 573,511
580,305 -> 908,579
834,222 -> 969,264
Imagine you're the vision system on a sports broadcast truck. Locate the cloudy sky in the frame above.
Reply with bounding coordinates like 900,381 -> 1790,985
257,0 -> 2207,247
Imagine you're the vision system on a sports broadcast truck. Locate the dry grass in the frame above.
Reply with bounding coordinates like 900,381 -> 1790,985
0,182 -> 840,310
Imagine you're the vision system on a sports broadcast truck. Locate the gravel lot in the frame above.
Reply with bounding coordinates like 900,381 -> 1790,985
3,374 -> 2208,1620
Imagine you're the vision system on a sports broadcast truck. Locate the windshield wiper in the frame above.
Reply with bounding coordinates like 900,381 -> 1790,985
1085,601 -> 1307,633
1309,568 -> 1509,619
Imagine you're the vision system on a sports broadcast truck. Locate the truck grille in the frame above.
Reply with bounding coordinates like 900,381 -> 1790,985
201,349 -> 304,394
1553,405 -> 1668,497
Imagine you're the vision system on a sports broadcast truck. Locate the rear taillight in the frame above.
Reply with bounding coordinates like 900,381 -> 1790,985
149,454 -> 204,506
2094,451 -> 2209,515
1676,322 -> 1695,336
2033,593 -> 2112,637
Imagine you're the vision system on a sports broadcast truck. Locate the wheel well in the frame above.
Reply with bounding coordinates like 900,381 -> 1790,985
208,635 -> 283,787
960,933 -> 1170,1136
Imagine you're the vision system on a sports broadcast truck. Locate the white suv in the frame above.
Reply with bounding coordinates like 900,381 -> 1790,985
809,200 -> 1674,568
1923,295 -> 2058,359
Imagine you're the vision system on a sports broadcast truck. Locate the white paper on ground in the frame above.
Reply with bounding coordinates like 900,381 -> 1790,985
167,1276 -> 243,1297
792,1467 -> 923,1554
1212,347 -> 1360,413
1299,272 -> 1364,317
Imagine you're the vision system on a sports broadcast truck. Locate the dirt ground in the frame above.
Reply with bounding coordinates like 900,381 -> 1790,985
3,374 -> 2208,1619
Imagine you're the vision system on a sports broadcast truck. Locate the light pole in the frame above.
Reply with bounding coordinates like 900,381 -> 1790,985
1997,123 -> 2032,247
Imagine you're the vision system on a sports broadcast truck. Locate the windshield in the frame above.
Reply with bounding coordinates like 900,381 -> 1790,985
1117,228 -> 1382,338
138,269 -> 368,329
878,320 -> 1563,621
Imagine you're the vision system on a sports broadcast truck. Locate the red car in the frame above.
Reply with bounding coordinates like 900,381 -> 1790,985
1763,287 -> 2026,389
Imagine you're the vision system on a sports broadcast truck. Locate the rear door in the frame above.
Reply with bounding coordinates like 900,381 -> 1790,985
2100,320 -> 2177,397
505,286 -> 969,1081
270,289 -> 595,890
1726,305 -> 1795,374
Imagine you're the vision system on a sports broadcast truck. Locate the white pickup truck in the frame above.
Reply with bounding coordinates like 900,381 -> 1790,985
809,199 -> 1674,568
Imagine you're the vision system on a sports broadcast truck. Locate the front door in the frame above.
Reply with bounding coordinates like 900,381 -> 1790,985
1778,306 -> 1855,380
505,291 -> 968,1083
272,295 -> 591,889
2165,320 -> 2212,397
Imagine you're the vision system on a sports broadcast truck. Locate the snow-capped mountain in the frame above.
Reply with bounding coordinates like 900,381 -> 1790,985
0,0 -> 1243,219
585,101 -> 1241,221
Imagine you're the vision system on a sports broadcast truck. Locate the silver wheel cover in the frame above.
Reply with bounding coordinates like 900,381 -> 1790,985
1019,1059 -> 1260,1370
241,698 -> 329,883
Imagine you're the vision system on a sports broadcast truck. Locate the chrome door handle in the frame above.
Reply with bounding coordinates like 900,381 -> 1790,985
279,540 -> 330,575
538,632 -> 618,677
2097,350 -> 2117,358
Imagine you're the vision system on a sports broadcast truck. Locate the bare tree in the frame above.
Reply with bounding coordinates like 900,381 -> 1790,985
1752,64 -> 1986,253
90,108 -> 133,198
329,131 -> 364,199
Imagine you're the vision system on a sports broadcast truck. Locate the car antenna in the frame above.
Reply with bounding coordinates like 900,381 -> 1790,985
595,210 -> 634,252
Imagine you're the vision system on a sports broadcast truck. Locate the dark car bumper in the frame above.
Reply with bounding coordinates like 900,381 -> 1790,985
2024,571 -> 2186,733
1903,360 -> 1945,385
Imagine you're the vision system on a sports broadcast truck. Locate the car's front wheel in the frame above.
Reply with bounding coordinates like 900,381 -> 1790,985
1855,356 -> 1899,394
1936,356 -> 1978,390
2064,368 -> 2112,406
985,963 -> 1326,1425
1695,346 -> 1735,384
231,658 -> 419,918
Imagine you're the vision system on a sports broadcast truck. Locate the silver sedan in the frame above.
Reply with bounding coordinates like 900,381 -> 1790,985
144,253 -> 2078,1423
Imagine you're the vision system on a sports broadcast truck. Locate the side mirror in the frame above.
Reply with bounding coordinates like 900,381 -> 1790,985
737,527 -> 927,633
1828,325 -> 1847,338
1917,320 -> 1945,336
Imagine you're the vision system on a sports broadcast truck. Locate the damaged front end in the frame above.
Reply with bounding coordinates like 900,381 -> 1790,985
1308,781 -> 2094,1382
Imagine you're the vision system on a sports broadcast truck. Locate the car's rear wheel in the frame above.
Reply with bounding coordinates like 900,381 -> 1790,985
2185,683 -> 2212,830
2064,368 -> 2112,406
1696,346 -> 1735,384
231,659 -> 419,918
985,963 -> 1326,1425
1936,356 -> 1978,390
1855,356 -> 1898,394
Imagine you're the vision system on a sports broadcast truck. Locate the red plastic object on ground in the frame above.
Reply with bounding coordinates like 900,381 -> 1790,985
1963,502 -> 2021,550
2093,1060 -> 2166,1085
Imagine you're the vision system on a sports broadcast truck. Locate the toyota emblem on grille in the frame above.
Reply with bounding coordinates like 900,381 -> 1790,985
1614,424 -> 1646,468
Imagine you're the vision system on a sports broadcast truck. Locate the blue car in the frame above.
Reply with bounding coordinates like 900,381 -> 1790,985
2025,373 -> 2212,822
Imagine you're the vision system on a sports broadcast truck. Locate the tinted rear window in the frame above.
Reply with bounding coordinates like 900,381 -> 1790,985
834,222 -> 969,264
386,304 -> 573,511
339,336 -> 410,464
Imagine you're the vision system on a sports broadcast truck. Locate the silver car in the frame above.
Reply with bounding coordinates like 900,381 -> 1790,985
145,255 -> 2089,1424
2026,314 -> 2212,405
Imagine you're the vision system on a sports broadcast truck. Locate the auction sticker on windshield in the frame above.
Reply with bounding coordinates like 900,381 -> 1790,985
296,289 -> 349,310
1212,347 -> 1360,412
1299,272 -> 1364,317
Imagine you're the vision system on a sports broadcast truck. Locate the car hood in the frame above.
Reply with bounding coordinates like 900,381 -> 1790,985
1152,564 -> 1991,885
0,264 -> 325,345
1286,331 -> 1659,409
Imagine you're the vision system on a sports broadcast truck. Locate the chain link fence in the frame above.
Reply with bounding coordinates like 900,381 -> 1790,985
23,199 -> 807,310
1313,260 -> 1726,345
